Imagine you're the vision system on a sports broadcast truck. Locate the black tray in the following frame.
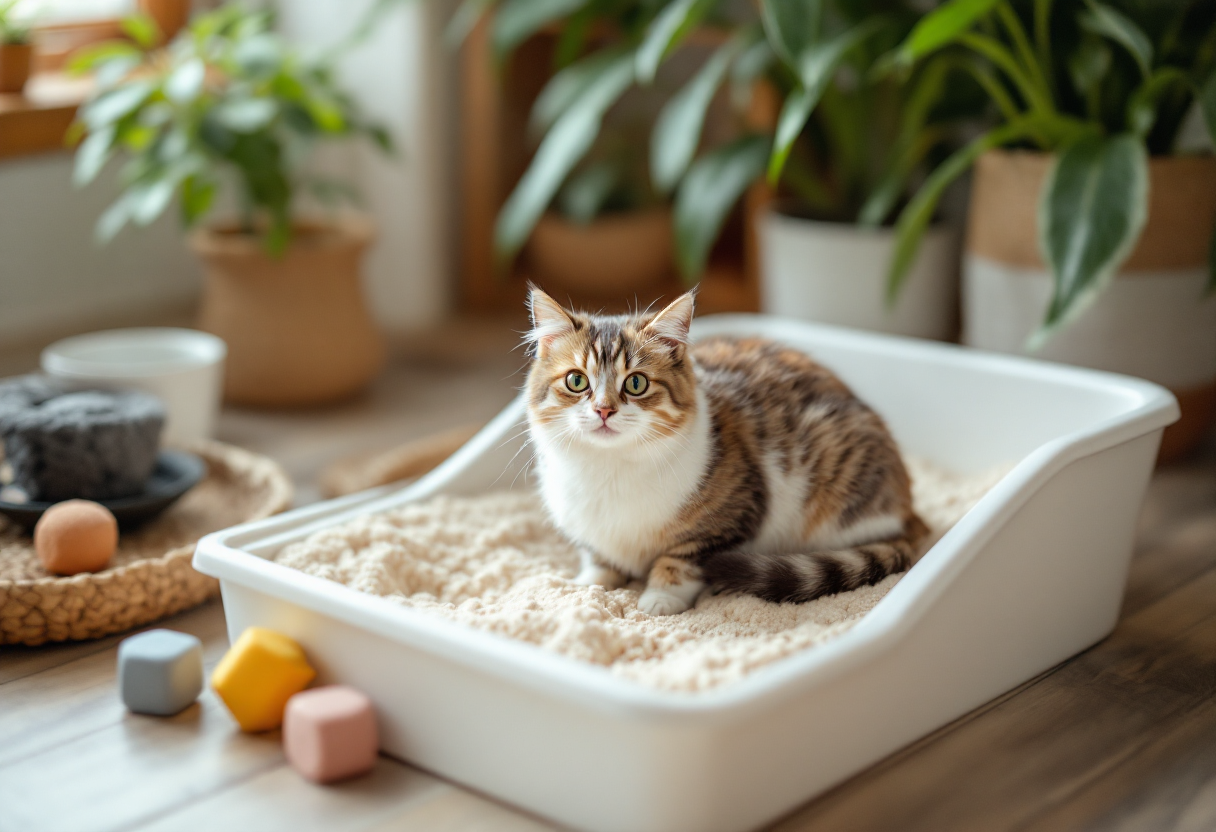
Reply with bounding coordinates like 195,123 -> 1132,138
0,450 -> 206,531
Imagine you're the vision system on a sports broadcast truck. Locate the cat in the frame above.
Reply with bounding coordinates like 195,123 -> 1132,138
524,286 -> 928,616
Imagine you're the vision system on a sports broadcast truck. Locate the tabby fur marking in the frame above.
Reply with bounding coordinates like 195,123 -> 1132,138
524,287 -> 928,616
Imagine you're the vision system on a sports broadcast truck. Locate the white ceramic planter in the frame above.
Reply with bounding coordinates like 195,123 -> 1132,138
964,261 -> 1216,389
759,211 -> 959,340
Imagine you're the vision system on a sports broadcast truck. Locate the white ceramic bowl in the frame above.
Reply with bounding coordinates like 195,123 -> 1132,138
42,328 -> 227,446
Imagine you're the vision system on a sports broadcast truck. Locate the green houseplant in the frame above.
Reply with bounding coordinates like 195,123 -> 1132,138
465,0 -> 983,335
69,4 -> 397,407
738,0 -> 986,338
882,0 -> 1216,460
452,0 -> 687,300
0,0 -> 33,94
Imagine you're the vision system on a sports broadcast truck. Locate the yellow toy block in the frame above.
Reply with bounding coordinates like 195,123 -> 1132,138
211,627 -> 316,732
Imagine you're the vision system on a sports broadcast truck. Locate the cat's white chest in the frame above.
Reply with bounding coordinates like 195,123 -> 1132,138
532,409 -> 709,577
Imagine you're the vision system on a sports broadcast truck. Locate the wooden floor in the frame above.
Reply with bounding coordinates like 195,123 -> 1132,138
1,320 -> 1214,832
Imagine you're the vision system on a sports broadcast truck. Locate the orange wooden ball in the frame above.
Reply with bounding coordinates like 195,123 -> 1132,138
34,500 -> 118,575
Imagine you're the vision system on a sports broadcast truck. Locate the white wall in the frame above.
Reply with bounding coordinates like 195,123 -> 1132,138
0,154 -> 200,349
277,0 -> 455,331
0,0 -> 455,349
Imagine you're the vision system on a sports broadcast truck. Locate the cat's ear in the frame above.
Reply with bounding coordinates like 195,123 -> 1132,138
643,290 -> 696,349
527,285 -> 576,354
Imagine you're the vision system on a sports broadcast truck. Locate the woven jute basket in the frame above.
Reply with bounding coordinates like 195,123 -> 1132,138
0,440 -> 292,646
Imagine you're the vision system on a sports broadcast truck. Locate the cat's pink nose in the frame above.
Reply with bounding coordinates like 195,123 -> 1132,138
595,406 -> 616,422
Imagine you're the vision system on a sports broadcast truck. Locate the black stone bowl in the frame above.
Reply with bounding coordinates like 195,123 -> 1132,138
0,450 -> 206,532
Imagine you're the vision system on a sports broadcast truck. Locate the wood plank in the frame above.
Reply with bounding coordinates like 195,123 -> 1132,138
0,690 -> 284,832
360,788 -> 558,832
775,566 -> 1216,832
1020,697 -> 1216,831
0,603 -> 228,768
1120,456 -> 1216,618
128,758 -> 451,832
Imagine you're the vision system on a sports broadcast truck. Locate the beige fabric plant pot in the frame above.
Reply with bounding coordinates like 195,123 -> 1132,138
963,150 -> 1216,462
192,218 -> 386,408
0,42 -> 32,94
527,209 -> 673,299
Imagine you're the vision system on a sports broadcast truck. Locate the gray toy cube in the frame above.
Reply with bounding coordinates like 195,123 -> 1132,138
118,629 -> 204,716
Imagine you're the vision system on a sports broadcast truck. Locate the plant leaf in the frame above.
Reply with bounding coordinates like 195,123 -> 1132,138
636,0 -> 716,84
650,34 -> 743,193
73,126 -> 116,187
553,3 -> 594,68
1198,70 -> 1216,149
557,159 -> 619,223
674,134 -> 769,278
859,59 -> 955,226
1035,132 -> 1148,341
67,41 -> 141,76
492,0 -> 586,63
80,82 -> 155,130
530,46 -> 630,133
495,51 -> 635,260
164,58 -> 205,104
233,33 -> 282,79
1125,67 -> 1189,138
767,19 -> 881,184
1079,0 -> 1152,78
887,119 -> 1043,302
1068,35 -> 1110,103
95,194 -> 134,243
760,0 -> 820,70
130,177 -> 178,226
893,0 -> 1000,65
121,14 -> 160,48
181,174 -> 216,226
217,98 -> 279,133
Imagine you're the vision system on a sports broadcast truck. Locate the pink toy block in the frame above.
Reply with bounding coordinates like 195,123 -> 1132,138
283,685 -> 378,784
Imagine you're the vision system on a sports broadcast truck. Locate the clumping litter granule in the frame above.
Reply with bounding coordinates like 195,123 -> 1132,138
275,457 -> 1009,693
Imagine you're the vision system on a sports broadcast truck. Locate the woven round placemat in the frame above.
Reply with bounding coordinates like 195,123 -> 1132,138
0,440 -> 292,646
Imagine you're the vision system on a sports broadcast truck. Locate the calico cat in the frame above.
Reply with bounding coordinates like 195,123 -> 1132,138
525,287 -> 928,616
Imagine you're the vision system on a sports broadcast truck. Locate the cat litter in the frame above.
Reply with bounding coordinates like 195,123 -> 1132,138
272,457 -> 1007,693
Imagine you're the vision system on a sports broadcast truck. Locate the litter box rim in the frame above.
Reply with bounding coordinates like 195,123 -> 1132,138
194,315 -> 1178,722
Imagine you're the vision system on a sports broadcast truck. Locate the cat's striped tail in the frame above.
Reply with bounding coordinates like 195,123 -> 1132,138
699,517 -> 930,604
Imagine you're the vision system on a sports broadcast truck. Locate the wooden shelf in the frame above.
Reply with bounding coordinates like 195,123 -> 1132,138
0,72 -> 92,161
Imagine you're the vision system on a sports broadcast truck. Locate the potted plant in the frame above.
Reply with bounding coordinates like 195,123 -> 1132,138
0,0 -> 32,95
886,0 -> 1216,460
527,138 -> 673,299
460,0 -> 982,338
69,5 -> 396,408
745,0 -> 985,339
454,1 -> 682,302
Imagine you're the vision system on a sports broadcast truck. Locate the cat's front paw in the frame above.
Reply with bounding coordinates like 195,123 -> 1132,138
637,587 -> 691,616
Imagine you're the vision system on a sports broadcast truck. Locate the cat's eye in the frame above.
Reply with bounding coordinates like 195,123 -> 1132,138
623,373 -> 649,396
565,371 -> 589,393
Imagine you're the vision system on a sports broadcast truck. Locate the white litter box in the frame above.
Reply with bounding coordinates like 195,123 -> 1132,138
194,315 -> 1178,832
